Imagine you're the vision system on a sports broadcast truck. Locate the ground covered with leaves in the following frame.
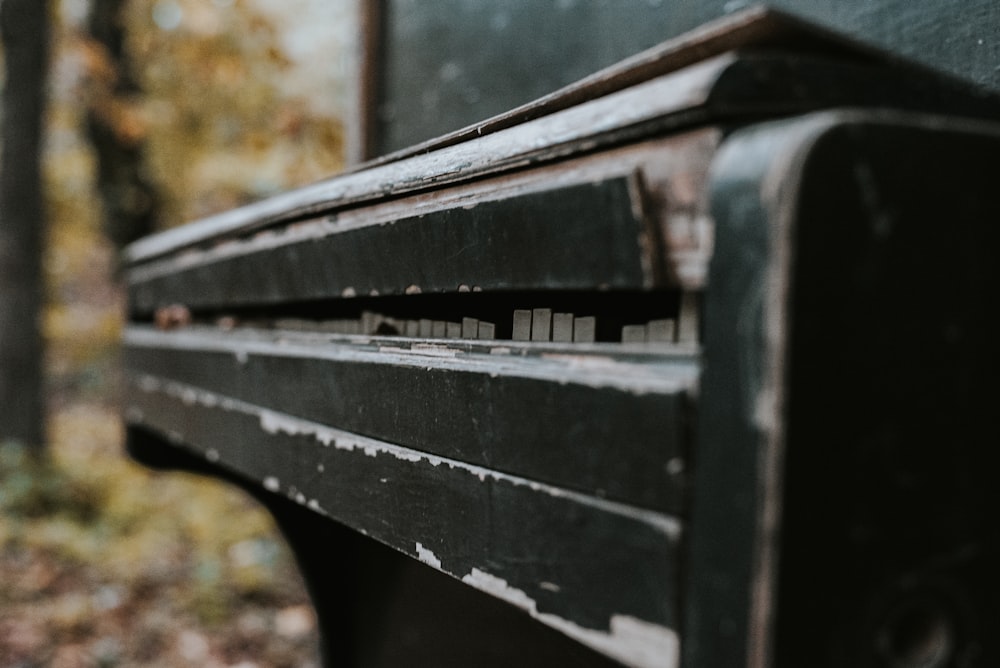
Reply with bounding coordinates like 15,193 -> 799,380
0,409 -> 321,668
0,2 -> 353,664
2,220 -> 320,667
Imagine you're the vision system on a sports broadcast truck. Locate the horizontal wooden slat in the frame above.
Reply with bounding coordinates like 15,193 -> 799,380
124,326 -> 697,514
126,378 -> 682,668
127,130 -> 722,310
123,41 -> 998,265
122,54 -> 734,264
369,6 -> 869,158
128,176 -> 652,314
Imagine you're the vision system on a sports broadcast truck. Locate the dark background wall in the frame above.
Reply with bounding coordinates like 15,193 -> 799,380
373,0 -> 1000,155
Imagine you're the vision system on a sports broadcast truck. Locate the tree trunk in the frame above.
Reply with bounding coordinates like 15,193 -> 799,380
0,0 -> 49,448
87,0 -> 159,249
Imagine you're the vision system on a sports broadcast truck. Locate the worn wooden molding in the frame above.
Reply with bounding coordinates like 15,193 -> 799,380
122,14 -> 999,266
686,110 -> 1000,668
126,129 -> 719,314
124,325 -> 697,513
358,4 -> 998,160
126,372 -> 683,668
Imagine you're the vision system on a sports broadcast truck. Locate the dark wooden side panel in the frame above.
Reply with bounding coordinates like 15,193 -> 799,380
774,116 -> 1000,668
125,380 -> 682,668
684,114 -> 824,668
688,111 -> 1000,668
124,328 -> 695,514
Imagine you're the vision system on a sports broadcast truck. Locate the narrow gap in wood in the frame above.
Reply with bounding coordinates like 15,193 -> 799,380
149,289 -> 692,346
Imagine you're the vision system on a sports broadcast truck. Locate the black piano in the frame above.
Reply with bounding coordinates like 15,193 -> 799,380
121,7 -> 1000,667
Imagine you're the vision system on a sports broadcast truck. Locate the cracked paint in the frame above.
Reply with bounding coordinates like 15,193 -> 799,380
129,373 -> 682,539
462,568 -> 678,668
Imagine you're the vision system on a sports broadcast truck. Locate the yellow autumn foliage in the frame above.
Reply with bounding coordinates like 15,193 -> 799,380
1,1 -> 350,662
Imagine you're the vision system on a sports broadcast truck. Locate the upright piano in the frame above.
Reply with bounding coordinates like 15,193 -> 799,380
121,9 -> 1000,667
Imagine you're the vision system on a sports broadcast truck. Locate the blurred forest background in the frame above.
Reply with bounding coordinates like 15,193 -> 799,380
1,0 -> 356,665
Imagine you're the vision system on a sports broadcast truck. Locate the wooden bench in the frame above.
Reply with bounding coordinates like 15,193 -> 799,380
121,8 -> 1000,667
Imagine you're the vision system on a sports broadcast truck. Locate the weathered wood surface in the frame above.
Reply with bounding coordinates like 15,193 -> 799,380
126,370 -> 683,668
367,6 -> 864,158
123,109 -> 1000,667
120,11 -> 1000,666
127,130 -> 718,313
129,176 -> 653,314
123,12 -> 999,266
123,54 -> 729,265
772,113 -> 1000,668
125,326 -> 696,513
687,110 -> 1000,668
368,3 -> 1000,155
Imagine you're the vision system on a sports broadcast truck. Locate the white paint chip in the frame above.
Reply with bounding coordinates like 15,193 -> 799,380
415,542 -> 442,569
461,568 -> 678,668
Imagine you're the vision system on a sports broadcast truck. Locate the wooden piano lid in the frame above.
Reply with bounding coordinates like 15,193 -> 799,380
122,7 -> 1000,267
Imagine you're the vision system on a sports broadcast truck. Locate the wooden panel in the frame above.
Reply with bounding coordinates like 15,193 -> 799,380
128,176 -> 654,313
119,7 -> 1000,661
368,2 -> 1000,156
125,432 -> 630,667
122,58 -> 732,265
372,0 -> 725,154
775,115 -> 1000,668
127,130 -> 722,313
124,30 -> 999,266
126,378 -> 682,668
762,1 -> 1000,90
124,326 -> 697,513
688,110 -> 1000,668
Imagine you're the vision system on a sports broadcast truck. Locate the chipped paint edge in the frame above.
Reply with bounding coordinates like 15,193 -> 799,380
124,325 -> 698,396
414,542 -> 443,569
131,374 -> 682,666
461,567 -> 679,668
129,373 -> 683,540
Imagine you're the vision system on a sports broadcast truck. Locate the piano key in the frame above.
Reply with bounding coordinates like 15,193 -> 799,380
446,321 -> 462,338
552,313 -> 574,342
462,317 -> 479,338
677,292 -> 700,344
478,321 -> 496,339
361,311 -> 378,335
648,319 -> 676,343
432,321 -> 447,338
512,309 -> 532,341
622,324 -> 647,343
531,308 -> 552,341
573,316 -> 596,343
